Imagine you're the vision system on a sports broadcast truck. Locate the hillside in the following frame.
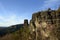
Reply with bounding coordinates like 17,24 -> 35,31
0,8 -> 60,40
0,24 -> 23,37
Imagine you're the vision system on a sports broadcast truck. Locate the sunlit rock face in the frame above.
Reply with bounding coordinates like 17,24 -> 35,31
29,8 -> 60,40
40,22 -> 54,40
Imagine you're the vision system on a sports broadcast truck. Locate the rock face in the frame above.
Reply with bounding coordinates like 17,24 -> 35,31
29,8 -> 60,40
24,19 -> 28,27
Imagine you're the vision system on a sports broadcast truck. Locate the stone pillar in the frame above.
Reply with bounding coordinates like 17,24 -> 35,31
24,19 -> 28,27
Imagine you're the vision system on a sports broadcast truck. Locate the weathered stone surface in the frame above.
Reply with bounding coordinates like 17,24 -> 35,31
29,8 -> 60,40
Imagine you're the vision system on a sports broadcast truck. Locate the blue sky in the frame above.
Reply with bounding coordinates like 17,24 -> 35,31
0,0 -> 60,26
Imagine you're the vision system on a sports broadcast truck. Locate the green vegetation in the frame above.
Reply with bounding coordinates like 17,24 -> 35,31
13,26 -> 30,40
0,26 -> 30,40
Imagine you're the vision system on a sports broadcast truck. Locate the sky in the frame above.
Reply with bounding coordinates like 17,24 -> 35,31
0,0 -> 60,26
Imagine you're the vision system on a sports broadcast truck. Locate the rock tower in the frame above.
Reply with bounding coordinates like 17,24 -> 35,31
24,19 -> 28,27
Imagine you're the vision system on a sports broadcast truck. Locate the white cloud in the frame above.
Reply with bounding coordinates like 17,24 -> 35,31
0,3 -> 25,26
0,16 -> 4,20
0,14 -> 24,26
40,0 -> 60,10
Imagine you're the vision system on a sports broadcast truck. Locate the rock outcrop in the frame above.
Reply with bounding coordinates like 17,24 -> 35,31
24,19 -> 28,27
29,8 -> 60,40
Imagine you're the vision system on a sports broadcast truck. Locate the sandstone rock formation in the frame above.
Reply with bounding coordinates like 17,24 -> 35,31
29,8 -> 60,40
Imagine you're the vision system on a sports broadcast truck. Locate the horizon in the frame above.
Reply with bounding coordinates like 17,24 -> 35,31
0,0 -> 60,27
